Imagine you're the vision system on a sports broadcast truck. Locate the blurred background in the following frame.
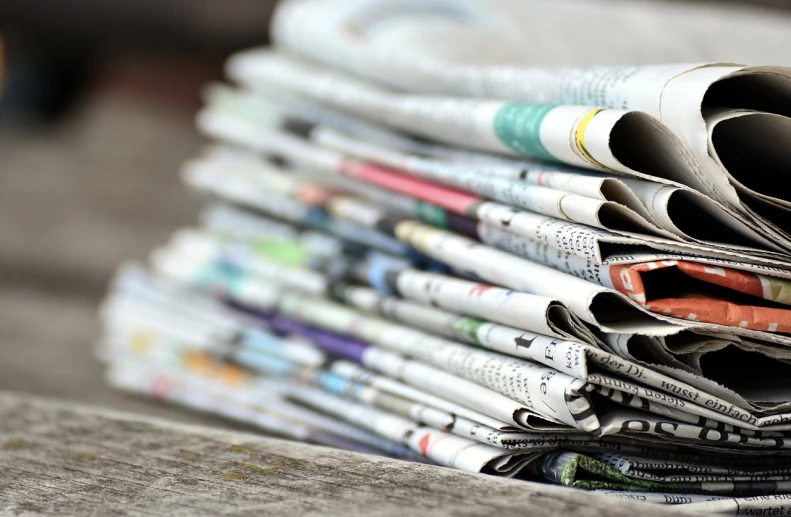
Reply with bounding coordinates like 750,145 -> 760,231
0,0 -> 277,422
0,0 -> 789,424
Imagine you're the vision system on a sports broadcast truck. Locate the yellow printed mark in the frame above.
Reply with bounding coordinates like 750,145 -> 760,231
74,453 -> 96,460
228,445 -> 251,453
130,330 -> 151,354
3,440 -> 24,450
219,472 -> 247,480
573,108 -> 608,169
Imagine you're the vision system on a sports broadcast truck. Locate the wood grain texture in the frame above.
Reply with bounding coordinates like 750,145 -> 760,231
0,392 -> 697,516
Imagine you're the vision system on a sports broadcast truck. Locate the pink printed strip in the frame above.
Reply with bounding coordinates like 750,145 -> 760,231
340,160 -> 481,215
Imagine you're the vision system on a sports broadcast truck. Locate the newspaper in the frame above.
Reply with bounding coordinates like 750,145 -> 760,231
100,284 -> 421,460
329,278 -> 791,435
197,102 -> 674,240
101,265 -> 791,493
227,52 -> 705,187
481,225 -> 791,337
101,271 -> 577,469
267,0 -> 791,250
375,214 -> 791,343
182,151 -> 414,259
149,255 -> 569,431
166,129 -> 791,428
535,450 -> 791,494
179,152 -> 698,336
285,383 -> 541,476
684,495 -> 791,515
595,490 -> 730,505
152,258 -> 581,431
346,260 -> 597,345
176,211 -> 595,344
318,188 -> 791,345
310,123 -> 782,254
228,51 -> 791,254
102,225 -> 791,491
153,217 -> 791,422
93,0 -> 791,503
107,265 -> 763,452
104,270 -> 509,452
198,90 -> 791,272
147,229 -> 791,438
326,198 -> 684,334
138,225 -> 791,432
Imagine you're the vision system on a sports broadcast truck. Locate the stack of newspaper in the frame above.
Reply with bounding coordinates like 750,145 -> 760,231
98,0 -> 791,511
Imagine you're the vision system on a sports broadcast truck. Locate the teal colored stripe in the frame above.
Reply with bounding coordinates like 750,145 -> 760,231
316,371 -> 352,396
414,201 -> 449,229
195,262 -> 246,296
493,104 -> 558,161
316,371 -> 367,399
241,329 -> 286,355
234,349 -> 296,377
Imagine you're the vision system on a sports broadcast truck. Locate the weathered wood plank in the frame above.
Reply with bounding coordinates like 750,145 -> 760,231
0,392 -> 697,516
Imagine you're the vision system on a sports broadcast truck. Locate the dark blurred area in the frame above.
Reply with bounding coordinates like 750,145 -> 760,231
0,0 -> 276,122
0,0 -> 788,421
0,0 -> 787,124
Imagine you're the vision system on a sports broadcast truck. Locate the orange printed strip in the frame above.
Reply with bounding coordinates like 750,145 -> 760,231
676,262 -> 791,306
643,296 -> 791,333
608,260 -> 791,333
184,351 -> 249,386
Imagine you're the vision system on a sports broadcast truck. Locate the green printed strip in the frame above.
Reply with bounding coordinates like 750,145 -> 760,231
453,317 -> 486,346
252,237 -> 306,266
493,104 -> 558,162
560,453 -> 673,491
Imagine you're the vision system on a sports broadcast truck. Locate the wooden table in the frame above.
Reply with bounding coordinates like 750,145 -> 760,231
1,392 -> 700,516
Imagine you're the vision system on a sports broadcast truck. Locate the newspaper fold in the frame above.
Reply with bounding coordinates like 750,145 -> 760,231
311,122 -> 779,254
198,90 -> 791,270
268,0 -> 791,249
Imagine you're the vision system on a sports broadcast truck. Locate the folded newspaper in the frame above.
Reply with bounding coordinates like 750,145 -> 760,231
97,0 -> 791,512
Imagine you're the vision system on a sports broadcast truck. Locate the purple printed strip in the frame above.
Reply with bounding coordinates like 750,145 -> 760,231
262,313 -> 369,363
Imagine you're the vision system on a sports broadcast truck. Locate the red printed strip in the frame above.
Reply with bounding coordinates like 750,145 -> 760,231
340,160 -> 480,215
645,296 -> 791,333
608,260 -> 791,332
676,262 -> 791,306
